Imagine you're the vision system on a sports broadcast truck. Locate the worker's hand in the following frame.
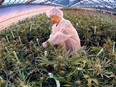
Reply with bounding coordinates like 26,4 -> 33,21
42,41 -> 50,48
42,42 -> 47,48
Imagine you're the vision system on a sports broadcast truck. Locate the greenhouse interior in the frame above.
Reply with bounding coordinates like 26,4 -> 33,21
0,0 -> 116,87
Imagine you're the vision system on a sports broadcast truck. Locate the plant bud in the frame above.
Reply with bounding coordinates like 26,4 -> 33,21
75,80 -> 81,85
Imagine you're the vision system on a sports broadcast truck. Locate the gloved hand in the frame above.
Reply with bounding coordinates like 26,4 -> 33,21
42,41 -> 50,48
42,42 -> 47,48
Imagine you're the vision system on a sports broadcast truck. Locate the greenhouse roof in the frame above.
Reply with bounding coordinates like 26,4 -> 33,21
0,0 -> 116,9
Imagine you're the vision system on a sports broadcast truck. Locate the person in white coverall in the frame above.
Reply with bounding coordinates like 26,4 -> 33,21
42,8 -> 81,55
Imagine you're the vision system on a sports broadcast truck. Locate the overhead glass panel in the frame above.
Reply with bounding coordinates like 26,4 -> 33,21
21,0 -> 26,3
8,0 -> 14,4
32,0 -> 39,4
25,0 -> 31,3
32,0 -> 47,4
2,0 -> 10,5
71,0 -> 115,9
14,0 -> 20,3
2,0 -> 35,5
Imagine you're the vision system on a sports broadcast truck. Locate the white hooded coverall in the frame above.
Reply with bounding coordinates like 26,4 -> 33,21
48,18 -> 81,54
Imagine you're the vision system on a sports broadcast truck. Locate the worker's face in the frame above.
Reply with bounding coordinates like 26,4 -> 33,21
50,15 -> 61,24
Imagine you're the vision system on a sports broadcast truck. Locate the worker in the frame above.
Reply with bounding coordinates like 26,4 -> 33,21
42,8 -> 81,55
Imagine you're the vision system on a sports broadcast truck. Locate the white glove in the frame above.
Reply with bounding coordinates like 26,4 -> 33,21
42,42 -> 47,48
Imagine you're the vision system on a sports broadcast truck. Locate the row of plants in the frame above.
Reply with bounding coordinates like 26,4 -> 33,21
0,8 -> 116,87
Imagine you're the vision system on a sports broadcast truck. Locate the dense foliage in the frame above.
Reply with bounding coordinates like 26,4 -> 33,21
0,8 -> 116,87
